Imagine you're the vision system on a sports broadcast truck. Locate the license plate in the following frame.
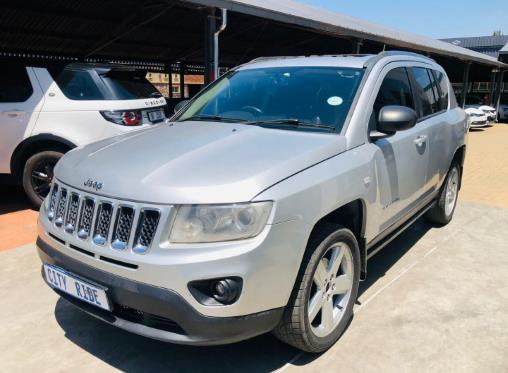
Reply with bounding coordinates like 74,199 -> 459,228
43,264 -> 111,311
148,110 -> 165,122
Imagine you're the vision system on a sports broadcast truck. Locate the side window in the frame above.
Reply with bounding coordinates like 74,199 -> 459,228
370,67 -> 415,133
373,67 -> 415,121
52,69 -> 105,100
432,70 -> 449,110
0,65 -> 33,103
412,67 -> 439,117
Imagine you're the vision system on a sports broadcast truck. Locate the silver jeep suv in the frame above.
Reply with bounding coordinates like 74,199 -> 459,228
37,52 -> 467,352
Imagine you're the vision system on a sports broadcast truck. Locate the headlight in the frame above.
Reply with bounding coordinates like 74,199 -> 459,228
170,202 -> 273,243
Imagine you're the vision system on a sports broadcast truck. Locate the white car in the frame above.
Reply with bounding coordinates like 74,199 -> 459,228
464,107 -> 488,128
478,105 -> 497,122
0,62 -> 167,206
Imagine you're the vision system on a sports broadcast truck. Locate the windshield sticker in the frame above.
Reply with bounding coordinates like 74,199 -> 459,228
327,96 -> 343,106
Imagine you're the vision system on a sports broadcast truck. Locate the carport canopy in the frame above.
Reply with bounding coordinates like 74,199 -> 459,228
1,0 -> 506,102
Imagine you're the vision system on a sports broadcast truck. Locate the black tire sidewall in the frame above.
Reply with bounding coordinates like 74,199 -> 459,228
22,151 -> 63,207
439,164 -> 460,222
302,228 -> 361,351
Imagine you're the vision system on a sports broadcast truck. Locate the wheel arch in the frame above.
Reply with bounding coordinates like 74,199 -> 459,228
308,199 -> 368,279
451,144 -> 466,189
10,134 -> 76,181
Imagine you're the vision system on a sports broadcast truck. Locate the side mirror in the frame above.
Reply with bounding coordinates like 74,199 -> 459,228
174,100 -> 190,114
377,105 -> 418,135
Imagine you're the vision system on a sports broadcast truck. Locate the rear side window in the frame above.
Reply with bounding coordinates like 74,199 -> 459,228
99,70 -> 162,100
53,69 -> 105,100
0,65 -> 33,102
412,67 -> 439,117
432,70 -> 449,110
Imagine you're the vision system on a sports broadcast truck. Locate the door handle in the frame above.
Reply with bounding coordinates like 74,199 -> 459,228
414,135 -> 427,147
2,111 -> 24,118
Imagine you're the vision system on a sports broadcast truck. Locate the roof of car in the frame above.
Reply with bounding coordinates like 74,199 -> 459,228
239,52 -> 435,70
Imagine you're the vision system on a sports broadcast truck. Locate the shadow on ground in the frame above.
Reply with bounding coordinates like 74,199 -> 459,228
54,218 -> 435,373
0,185 -> 34,214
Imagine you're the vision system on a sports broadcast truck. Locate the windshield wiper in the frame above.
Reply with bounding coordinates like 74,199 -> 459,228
245,118 -> 335,130
177,114 -> 245,123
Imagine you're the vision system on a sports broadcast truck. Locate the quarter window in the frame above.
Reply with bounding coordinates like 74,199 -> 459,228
0,65 -> 33,103
52,69 -> 105,100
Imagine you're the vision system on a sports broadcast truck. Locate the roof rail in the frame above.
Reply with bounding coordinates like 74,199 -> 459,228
363,50 -> 436,68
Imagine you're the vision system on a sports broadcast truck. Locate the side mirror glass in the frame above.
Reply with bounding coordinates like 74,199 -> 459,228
174,100 -> 190,114
376,105 -> 418,135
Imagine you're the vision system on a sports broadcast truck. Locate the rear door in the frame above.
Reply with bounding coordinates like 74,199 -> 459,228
0,64 -> 44,173
369,64 -> 430,231
409,66 -> 453,191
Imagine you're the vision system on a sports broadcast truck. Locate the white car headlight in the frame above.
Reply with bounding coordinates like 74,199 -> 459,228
170,202 -> 273,243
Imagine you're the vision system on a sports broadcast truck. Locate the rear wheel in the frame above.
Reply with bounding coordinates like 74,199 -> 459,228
273,225 -> 360,352
22,151 -> 63,207
425,163 -> 460,225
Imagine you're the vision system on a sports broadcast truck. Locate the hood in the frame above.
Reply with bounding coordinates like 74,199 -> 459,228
55,122 -> 347,204
479,105 -> 495,111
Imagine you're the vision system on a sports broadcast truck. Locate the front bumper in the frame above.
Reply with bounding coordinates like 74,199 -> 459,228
38,237 -> 283,345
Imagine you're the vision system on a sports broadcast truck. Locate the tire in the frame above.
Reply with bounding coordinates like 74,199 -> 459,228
425,163 -> 460,225
22,150 -> 63,208
273,224 -> 360,353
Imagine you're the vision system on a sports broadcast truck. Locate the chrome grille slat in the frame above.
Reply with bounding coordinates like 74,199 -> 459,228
64,193 -> 80,233
54,188 -> 68,227
93,202 -> 113,246
111,206 -> 135,250
77,198 -> 95,240
133,210 -> 160,254
47,183 -> 59,221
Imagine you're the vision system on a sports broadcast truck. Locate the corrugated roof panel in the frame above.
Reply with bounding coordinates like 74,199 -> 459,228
188,0 -> 506,67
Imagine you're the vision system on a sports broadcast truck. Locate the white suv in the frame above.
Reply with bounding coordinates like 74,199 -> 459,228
0,62 -> 167,206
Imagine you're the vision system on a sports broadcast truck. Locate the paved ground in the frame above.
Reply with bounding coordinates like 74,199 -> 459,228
1,123 -> 508,372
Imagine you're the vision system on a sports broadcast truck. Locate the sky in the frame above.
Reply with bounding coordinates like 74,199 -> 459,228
298,0 -> 507,39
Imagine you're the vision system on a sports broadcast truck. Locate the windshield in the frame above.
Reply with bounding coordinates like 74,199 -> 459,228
177,66 -> 364,132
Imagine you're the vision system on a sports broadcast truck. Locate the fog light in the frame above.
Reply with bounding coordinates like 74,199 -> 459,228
212,279 -> 239,304
188,277 -> 243,306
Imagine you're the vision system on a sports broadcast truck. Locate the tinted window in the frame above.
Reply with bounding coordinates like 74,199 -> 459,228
178,67 -> 365,133
0,65 -> 33,102
412,67 -> 439,117
372,67 -> 414,125
53,69 -> 105,100
99,70 -> 162,100
432,70 -> 449,110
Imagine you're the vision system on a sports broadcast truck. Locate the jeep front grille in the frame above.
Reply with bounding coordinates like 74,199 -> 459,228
48,182 -> 161,254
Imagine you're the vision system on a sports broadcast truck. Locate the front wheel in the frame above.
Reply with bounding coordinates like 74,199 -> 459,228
22,151 -> 63,208
273,225 -> 360,352
425,164 -> 460,225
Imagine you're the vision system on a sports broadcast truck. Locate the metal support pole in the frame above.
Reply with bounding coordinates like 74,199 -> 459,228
488,70 -> 497,106
179,63 -> 185,99
493,70 -> 505,115
352,38 -> 363,54
460,62 -> 471,108
204,9 -> 216,85
213,9 -> 227,80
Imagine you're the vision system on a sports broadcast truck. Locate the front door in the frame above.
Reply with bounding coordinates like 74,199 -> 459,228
369,65 -> 430,232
